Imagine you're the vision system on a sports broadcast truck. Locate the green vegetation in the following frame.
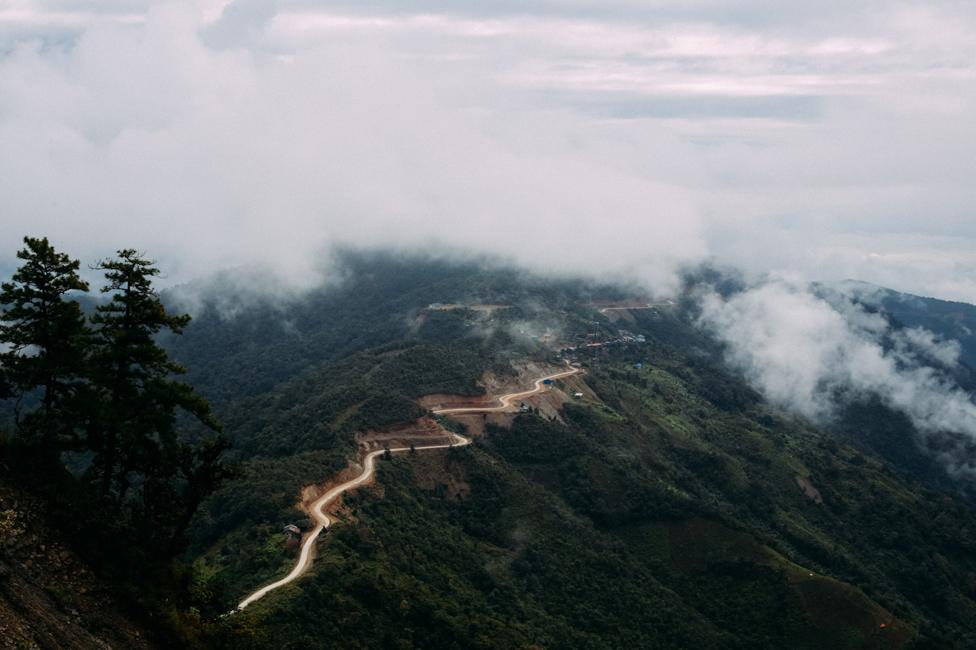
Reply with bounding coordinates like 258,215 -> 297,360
4,248 -> 976,648
487,348 -> 973,647
0,236 -> 90,450
0,237 -> 231,645
167,254 -> 976,648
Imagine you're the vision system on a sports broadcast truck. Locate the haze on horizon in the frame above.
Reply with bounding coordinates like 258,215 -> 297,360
1,0 -> 974,302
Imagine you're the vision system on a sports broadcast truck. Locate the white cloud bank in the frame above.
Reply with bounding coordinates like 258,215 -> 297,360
0,1 -> 975,300
700,281 -> 976,478
0,3 -> 705,293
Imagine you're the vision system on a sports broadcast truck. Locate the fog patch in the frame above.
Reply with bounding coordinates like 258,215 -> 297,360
165,253 -> 347,319
699,280 -> 976,478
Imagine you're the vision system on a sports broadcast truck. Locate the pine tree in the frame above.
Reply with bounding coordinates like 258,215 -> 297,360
0,236 -> 90,450
88,249 -> 220,503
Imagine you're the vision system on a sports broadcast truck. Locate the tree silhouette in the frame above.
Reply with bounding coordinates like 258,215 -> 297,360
88,249 -> 220,504
0,236 -> 89,451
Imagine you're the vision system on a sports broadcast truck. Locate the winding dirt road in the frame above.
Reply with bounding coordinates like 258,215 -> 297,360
236,366 -> 581,611
428,368 -> 581,415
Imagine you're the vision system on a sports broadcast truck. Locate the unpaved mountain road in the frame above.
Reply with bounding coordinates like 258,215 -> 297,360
236,433 -> 470,610
427,368 -> 582,415
236,366 -> 582,611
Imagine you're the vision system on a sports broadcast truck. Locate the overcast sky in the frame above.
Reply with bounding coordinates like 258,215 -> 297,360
1,1 -> 974,300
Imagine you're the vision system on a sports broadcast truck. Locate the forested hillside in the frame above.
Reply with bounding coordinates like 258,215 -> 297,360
163,253 -> 976,648
4,249 -> 976,648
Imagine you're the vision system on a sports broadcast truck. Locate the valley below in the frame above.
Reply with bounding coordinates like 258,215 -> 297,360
4,253 -> 976,649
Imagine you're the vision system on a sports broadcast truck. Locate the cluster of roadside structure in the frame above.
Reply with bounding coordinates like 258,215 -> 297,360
558,329 -> 646,356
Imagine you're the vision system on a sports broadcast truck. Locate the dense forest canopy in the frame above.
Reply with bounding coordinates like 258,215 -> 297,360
3,243 -> 976,648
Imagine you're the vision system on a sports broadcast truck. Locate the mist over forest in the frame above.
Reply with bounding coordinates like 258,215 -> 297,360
2,2 -> 976,649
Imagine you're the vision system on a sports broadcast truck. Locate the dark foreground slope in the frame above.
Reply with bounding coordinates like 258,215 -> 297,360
0,476 -> 154,649
152,253 -> 976,649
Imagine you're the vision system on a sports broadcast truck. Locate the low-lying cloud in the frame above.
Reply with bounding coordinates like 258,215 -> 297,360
1,1 -> 975,301
0,4 -> 704,294
699,281 -> 976,478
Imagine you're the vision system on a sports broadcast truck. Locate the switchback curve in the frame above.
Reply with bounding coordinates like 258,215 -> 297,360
236,366 -> 581,610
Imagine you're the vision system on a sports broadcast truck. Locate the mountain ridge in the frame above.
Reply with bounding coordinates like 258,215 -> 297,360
4,251 -> 976,648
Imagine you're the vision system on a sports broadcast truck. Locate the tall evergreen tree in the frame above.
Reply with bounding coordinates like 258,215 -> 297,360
89,249 -> 221,506
0,236 -> 90,450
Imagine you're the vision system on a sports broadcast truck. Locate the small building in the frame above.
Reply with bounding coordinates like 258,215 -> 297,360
573,392 -> 584,399
283,524 -> 302,539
